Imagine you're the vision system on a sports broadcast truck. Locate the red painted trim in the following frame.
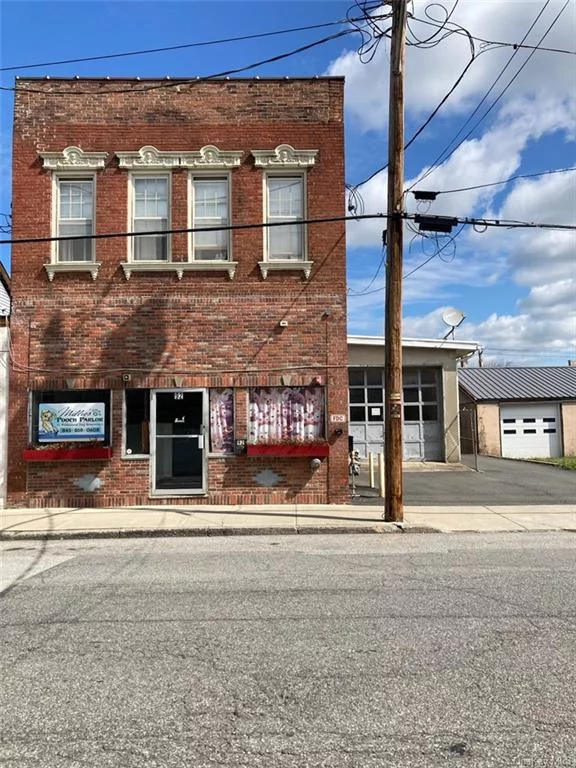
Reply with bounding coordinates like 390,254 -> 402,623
23,447 -> 113,462
246,443 -> 330,457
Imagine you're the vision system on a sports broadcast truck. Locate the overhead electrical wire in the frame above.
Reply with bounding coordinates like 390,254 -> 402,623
347,235 -> 386,296
348,0 -> 573,197
409,14 -> 576,55
1,214 -> 388,247
3,212 -> 573,249
406,0 -> 570,193
416,166 -> 576,196
1,28 -> 360,95
0,13 -> 387,73
406,0 -> 461,48
348,7 -> 479,195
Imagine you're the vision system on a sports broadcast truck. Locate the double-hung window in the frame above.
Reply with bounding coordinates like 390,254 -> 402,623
56,178 -> 94,262
266,175 -> 305,261
191,177 -> 230,261
132,176 -> 169,261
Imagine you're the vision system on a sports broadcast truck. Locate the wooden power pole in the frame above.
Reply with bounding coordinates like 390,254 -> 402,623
384,0 -> 408,522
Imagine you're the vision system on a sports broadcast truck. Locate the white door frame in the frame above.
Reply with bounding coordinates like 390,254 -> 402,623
150,388 -> 208,496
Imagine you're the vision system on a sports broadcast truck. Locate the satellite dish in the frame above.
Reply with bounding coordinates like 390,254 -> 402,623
441,307 -> 466,339
442,307 -> 466,328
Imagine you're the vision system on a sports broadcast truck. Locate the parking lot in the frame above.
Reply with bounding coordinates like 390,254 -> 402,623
353,455 -> 576,506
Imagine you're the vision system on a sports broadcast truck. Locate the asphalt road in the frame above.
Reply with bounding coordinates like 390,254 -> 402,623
356,455 -> 576,506
1,533 -> 576,767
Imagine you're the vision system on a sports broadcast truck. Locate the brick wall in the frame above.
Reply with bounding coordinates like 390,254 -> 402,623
8,77 -> 350,507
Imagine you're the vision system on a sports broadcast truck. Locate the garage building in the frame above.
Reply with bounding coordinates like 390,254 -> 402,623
459,366 -> 576,459
348,336 -> 479,462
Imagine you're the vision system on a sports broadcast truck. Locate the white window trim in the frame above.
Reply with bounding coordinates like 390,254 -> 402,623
45,172 -> 101,281
251,144 -> 318,169
40,146 -> 108,171
123,172 -> 172,271
180,145 -> 243,170
186,171 -> 237,279
259,171 -> 313,280
116,145 -> 243,171
116,146 -> 181,170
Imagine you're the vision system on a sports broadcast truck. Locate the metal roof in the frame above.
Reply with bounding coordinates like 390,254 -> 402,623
458,366 -> 576,402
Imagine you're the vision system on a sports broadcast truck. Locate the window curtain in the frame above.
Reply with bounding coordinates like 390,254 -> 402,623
249,387 -> 325,443
209,388 -> 234,454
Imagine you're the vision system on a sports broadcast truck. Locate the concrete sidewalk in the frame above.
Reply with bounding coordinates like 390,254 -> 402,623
1,501 -> 575,540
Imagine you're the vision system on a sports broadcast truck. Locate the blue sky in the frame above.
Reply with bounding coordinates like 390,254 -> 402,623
1,0 -> 575,365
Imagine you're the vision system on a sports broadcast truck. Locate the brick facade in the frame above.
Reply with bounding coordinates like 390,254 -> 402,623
8,77 -> 349,508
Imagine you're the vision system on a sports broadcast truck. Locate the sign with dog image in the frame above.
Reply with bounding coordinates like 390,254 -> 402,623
38,403 -> 106,442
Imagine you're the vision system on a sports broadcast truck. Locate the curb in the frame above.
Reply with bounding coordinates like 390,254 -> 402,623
0,523 -> 443,541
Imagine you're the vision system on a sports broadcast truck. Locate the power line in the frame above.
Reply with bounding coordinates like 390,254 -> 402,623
409,14 -> 576,56
1,29 -> 358,95
3,211 -> 574,248
347,27 -> 478,192
407,0 -> 570,193
0,14 -> 384,73
348,1 -> 574,194
1,213 -> 388,247
413,166 -> 576,196
347,235 -> 386,296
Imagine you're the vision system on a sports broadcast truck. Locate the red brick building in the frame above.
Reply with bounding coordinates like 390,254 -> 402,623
8,77 -> 349,508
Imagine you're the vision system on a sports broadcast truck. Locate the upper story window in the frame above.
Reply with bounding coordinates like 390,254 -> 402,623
266,175 -> 305,261
56,178 -> 94,262
251,145 -> 317,279
191,176 -> 230,261
38,147 -> 107,279
116,145 -> 242,279
131,176 -> 170,261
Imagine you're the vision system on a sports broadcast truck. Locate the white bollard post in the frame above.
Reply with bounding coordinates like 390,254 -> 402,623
378,452 -> 385,498
368,453 -> 375,488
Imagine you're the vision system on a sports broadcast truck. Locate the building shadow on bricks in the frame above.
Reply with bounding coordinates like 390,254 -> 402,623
101,299 -> 168,373
41,309 -> 69,369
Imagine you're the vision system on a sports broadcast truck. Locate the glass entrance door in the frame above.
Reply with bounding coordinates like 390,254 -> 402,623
151,390 -> 206,494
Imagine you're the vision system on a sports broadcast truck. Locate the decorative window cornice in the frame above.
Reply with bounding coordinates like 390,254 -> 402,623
40,146 -> 108,171
116,145 -> 181,170
251,144 -> 318,169
180,145 -> 243,169
116,145 -> 243,170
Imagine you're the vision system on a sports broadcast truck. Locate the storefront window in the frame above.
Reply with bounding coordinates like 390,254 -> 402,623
249,387 -> 325,443
31,389 -> 111,446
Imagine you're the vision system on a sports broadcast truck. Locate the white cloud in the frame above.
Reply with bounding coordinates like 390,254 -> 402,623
399,305 -> 576,365
328,0 -> 576,132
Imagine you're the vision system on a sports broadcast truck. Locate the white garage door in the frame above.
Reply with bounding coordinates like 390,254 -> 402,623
500,403 -> 561,459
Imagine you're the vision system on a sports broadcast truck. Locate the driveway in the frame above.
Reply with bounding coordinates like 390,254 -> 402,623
354,455 -> 576,506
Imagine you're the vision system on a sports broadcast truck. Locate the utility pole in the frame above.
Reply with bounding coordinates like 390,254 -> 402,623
384,0 -> 408,523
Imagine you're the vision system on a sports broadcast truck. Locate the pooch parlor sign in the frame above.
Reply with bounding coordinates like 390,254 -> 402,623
38,403 -> 105,442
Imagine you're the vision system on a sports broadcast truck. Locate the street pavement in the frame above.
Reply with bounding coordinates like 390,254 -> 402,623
1,533 -> 575,767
